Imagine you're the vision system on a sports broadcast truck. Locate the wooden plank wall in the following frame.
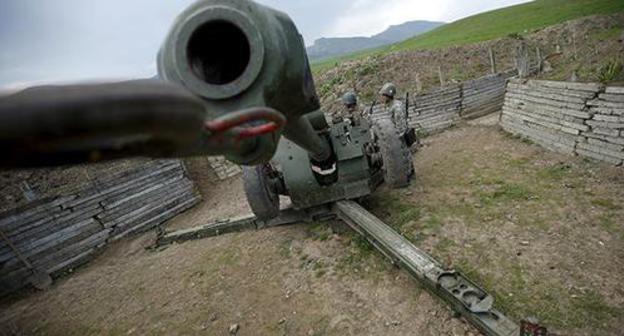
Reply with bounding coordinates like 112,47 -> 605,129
501,79 -> 624,165
0,159 -> 201,296
370,70 -> 518,134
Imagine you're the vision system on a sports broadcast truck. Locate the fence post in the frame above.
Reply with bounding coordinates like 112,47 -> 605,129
536,47 -> 543,74
515,42 -> 530,78
415,73 -> 423,93
488,47 -> 497,74
438,65 -> 445,86
572,28 -> 578,61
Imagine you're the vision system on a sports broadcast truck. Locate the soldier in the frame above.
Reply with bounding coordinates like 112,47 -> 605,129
378,83 -> 408,134
332,91 -> 361,126
378,82 -> 415,179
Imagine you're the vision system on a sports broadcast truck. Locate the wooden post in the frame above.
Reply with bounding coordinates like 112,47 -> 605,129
415,73 -> 423,93
535,47 -> 543,74
515,42 -> 530,78
20,181 -> 37,202
438,65 -> 445,86
572,28 -> 578,61
488,47 -> 497,74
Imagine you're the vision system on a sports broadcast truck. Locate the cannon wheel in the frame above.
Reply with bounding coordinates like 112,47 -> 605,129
373,118 -> 411,189
242,164 -> 280,221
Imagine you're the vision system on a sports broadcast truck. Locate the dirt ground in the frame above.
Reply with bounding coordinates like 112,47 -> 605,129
1,116 -> 623,336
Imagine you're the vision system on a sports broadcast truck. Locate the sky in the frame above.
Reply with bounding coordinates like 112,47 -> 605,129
0,0 -> 530,89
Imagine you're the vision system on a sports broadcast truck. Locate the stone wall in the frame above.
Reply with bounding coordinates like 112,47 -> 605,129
0,159 -> 201,296
501,79 -> 624,165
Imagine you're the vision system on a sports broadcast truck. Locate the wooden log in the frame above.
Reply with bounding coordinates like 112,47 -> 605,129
111,195 -> 200,241
47,247 -> 98,275
1,204 -> 93,253
587,99 -> 624,109
106,189 -> 197,231
462,87 -> 505,99
503,106 -> 588,132
0,197 -> 72,233
503,101 -> 587,125
592,114 -> 624,123
98,183 -> 194,223
582,132 -> 624,145
589,106 -> 624,116
596,93 -> 624,103
504,97 -> 591,119
605,87 -> 624,94
0,218 -> 100,264
79,168 -> 185,210
586,138 -> 624,153
575,148 -> 622,165
501,114 -> 578,144
1,226 -> 109,275
63,163 -> 182,209
6,203 -> 102,245
99,180 -> 194,217
510,79 -> 603,92
506,88 -> 587,105
504,93 -> 586,111
100,175 -> 187,209
32,229 -> 110,272
591,127 -> 620,137
506,82 -> 597,99
586,120 -> 624,129
577,142 -> 624,160
81,161 -> 181,194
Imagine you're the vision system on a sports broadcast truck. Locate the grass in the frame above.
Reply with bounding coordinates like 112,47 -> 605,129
312,0 -> 624,73
456,258 -> 622,330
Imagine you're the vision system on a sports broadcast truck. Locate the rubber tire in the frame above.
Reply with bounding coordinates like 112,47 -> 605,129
242,165 -> 280,221
373,117 -> 411,189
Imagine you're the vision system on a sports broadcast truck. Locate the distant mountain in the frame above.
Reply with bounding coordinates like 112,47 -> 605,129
306,20 -> 445,61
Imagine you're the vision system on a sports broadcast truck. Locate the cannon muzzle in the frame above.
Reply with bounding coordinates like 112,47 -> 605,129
158,0 -> 331,164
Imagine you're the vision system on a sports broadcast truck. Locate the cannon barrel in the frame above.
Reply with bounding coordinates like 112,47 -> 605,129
158,0 -> 331,164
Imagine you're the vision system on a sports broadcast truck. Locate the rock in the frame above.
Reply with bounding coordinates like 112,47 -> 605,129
229,324 -> 239,335
278,318 -> 286,325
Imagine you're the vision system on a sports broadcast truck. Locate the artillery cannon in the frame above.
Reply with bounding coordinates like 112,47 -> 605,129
0,1 -> 523,335
156,0 -> 413,219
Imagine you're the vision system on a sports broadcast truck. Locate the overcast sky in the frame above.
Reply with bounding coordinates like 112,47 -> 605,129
0,0 -> 530,89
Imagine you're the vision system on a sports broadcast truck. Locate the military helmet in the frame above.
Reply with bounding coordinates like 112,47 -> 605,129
379,83 -> 397,98
342,92 -> 357,106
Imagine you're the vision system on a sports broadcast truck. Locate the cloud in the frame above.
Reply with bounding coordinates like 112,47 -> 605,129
326,0 -> 530,38
326,0 -> 450,38
0,0 -> 531,88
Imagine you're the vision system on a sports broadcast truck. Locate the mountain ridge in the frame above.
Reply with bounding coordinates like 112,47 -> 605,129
306,20 -> 444,61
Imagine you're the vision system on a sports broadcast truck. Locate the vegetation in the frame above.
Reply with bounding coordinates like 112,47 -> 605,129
595,59 -> 623,82
312,0 -> 624,72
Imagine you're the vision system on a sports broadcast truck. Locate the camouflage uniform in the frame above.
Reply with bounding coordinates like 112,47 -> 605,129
382,99 -> 408,134
378,83 -> 414,179
378,83 -> 408,134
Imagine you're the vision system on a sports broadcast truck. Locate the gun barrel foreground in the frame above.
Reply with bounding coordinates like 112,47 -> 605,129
158,0 -> 331,164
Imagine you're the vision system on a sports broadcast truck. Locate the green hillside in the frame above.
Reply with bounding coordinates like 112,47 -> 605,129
312,0 -> 624,73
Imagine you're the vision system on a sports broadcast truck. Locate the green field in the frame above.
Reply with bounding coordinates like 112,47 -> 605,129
312,0 -> 624,73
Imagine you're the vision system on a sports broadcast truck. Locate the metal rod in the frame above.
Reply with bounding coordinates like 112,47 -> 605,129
332,200 -> 519,336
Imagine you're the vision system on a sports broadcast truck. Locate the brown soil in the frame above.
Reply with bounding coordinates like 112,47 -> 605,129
1,118 -> 623,336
